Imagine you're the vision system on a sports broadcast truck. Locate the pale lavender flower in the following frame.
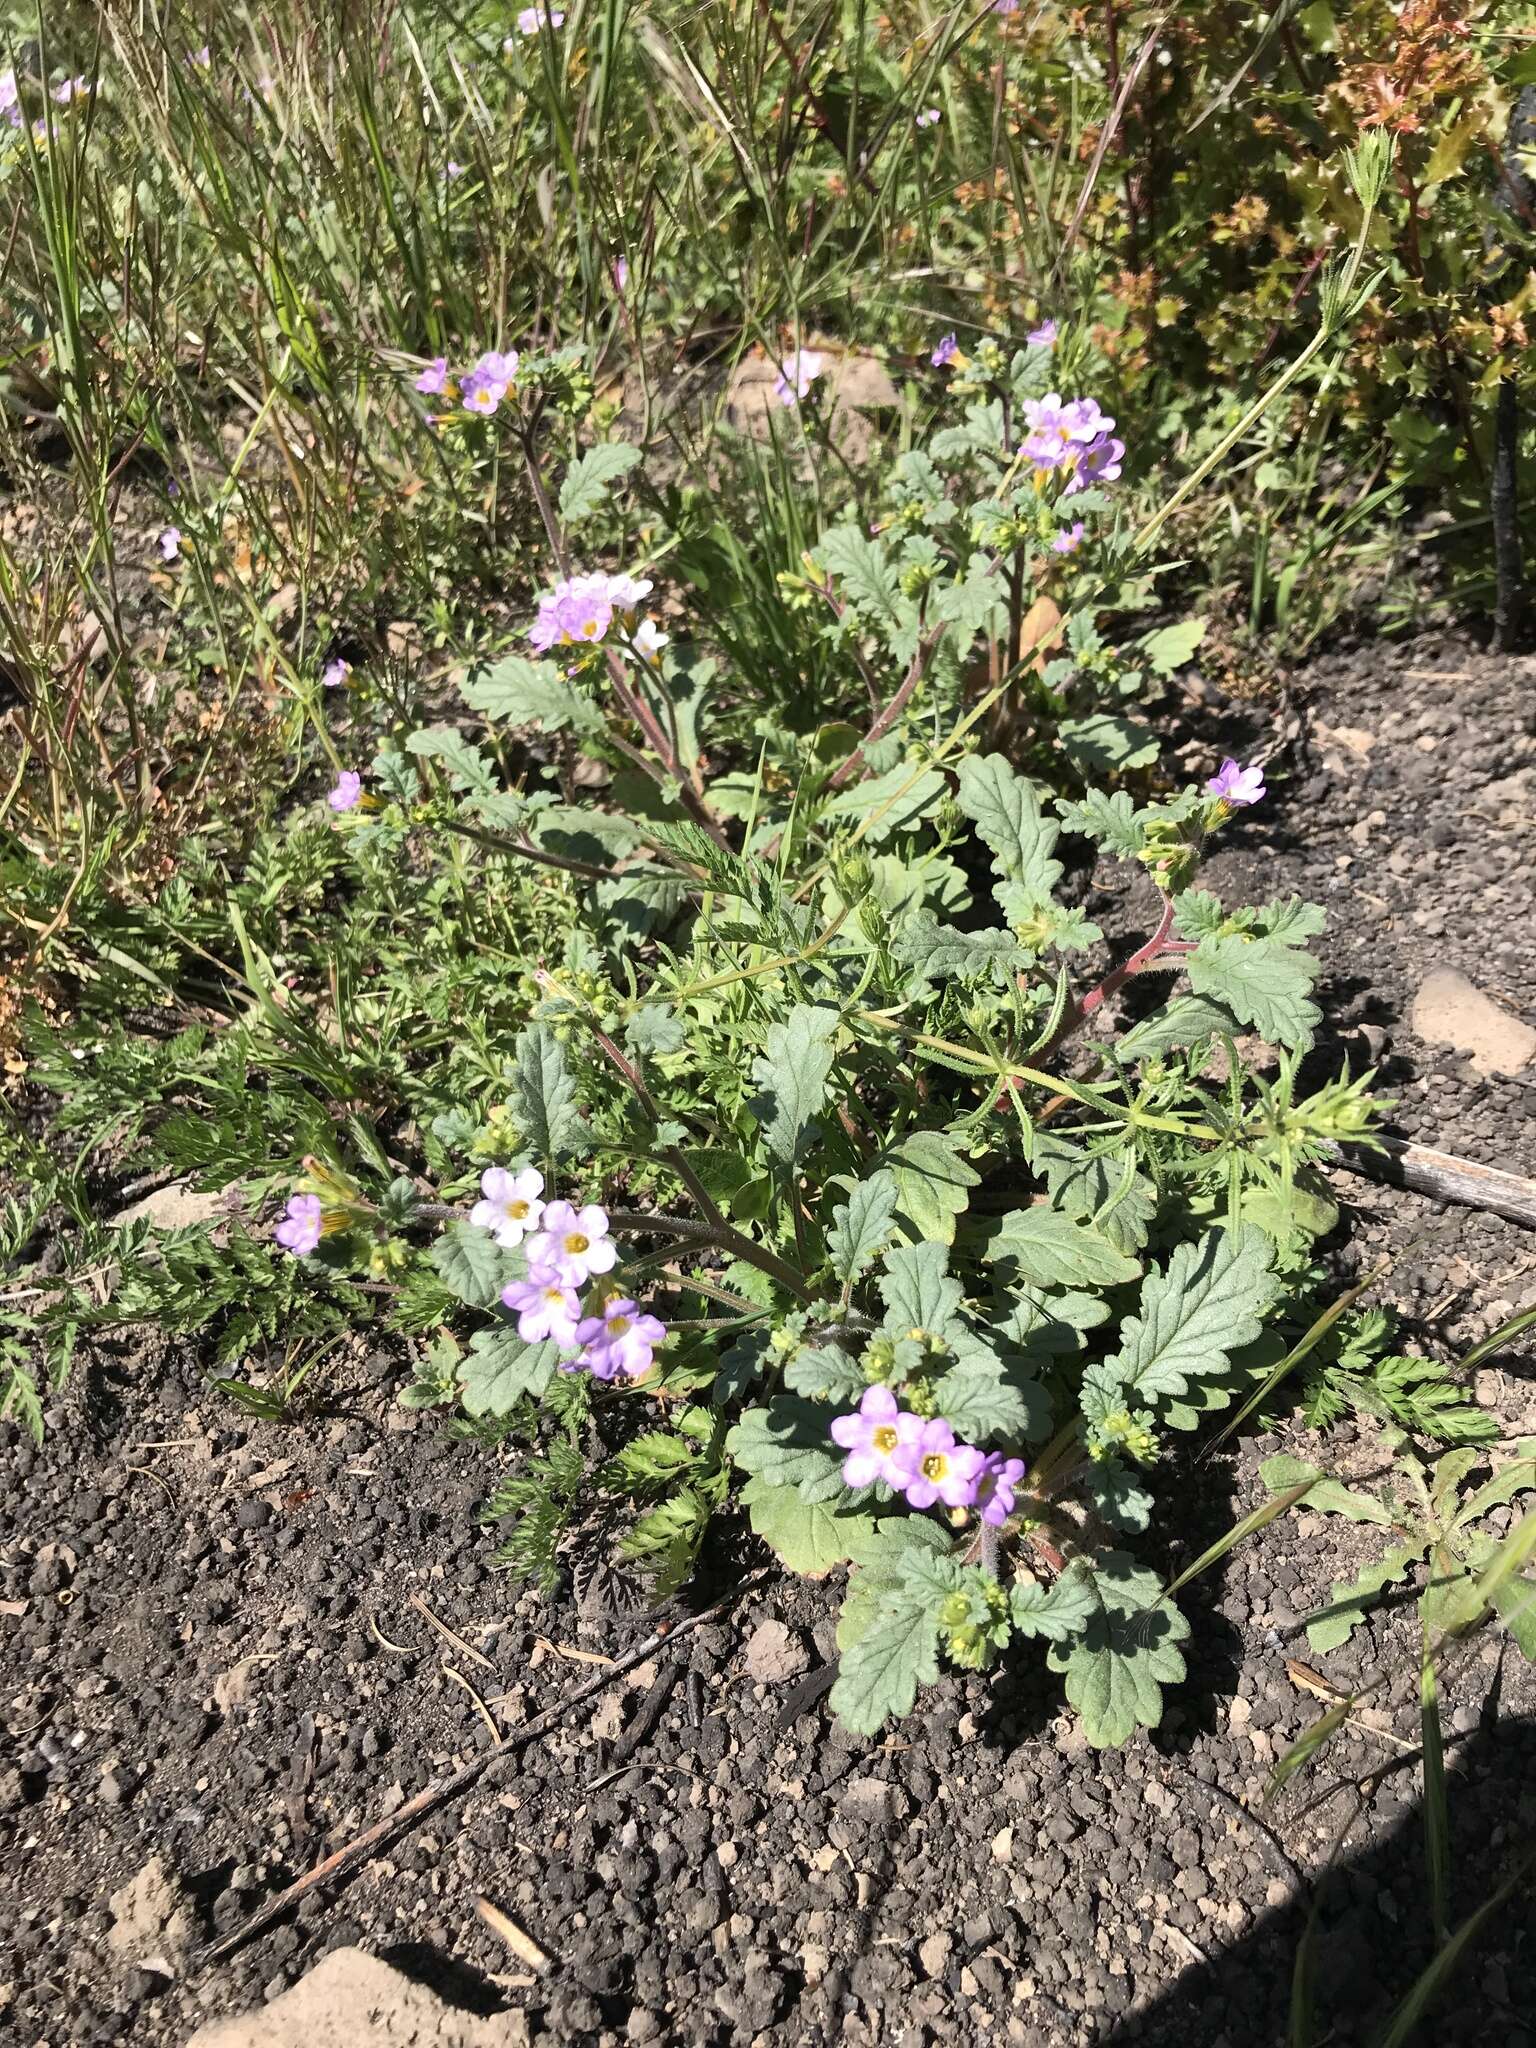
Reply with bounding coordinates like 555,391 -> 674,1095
931,332 -> 959,369
327,770 -> 362,813
444,159 -> 465,181
891,1418 -> 986,1510
611,255 -> 629,294
53,76 -> 90,104
526,1200 -> 616,1286
1206,758 -> 1266,807
158,527 -> 182,562
829,1386 -> 923,1490
475,347 -> 519,384
1022,393 -> 1115,473
321,657 -> 351,689
188,44 -> 211,68
470,1165 -> 545,1249
274,1192 -> 323,1256
623,616 -> 669,665
993,0 -> 1021,12
501,1274 -> 583,1348
1027,319 -> 1058,347
460,366 -> 507,415
571,1298 -> 667,1381
1051,521 -> 1085,555
517,6 -> 565,31
974,1453 -> 1027,1528
414,357 -> 449,395
0,70 -> 21,128
528,570 -> 652,653
773,348 -> 824,407
915,106 -> 941,128
1065,431 -> 1124,494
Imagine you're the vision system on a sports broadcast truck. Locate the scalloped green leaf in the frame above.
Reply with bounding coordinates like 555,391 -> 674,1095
741,1474 -> 876,1578
954,753 -> 1062,919
1045,1554 -> 1190,1747
984,1207 -> 1143,1289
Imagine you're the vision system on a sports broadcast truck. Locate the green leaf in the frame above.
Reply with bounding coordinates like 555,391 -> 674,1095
1045,1554 -> 1190,1747
557,441 -> 641,523
1056,788 -> 1145,858
741,1474 -> 876,1577
879,1128 -> 981,1246
460,1326 -> 560,1416
460,656 -> 602,734
933,1353 -> 1037,1439
1141,618 -> 1206,675
784,1343 -> 868,1403
879,1240 -> 964,1341
1010,1560 -> 1099,1642
1032,1135 -> 1157,1254
985,1207 -> 1143,1289
1187,932 -> 1321,1050
1089,1225 -> 1278,1410
1306,1539 -> 1429,1652
1259,1454 -> 1398,1524
404,725 -> 497,793
512,1023 -> 588,1161
839,1515 -> 954,1650
819,525 -> 905,627
829,1551 -> 951,1734
1115,995 -> 1242,1062
828,1170 -> 900,1288
821,764 -> 946,843
954,754 -> 1063,920
430,1224 -> 524,1309
1083,1460 -> 1155,1533
624,1007 -> 687,1056
895,912 -> 1030,990
1059,713 -> 1160,776
932,556 -> 1005,634
726,1397 -> 850,1504
612,1430 -> 699,1485
749,1004 -> 839,1168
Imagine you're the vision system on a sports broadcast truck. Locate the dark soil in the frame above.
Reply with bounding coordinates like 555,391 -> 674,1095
4,632 -> 1536,2047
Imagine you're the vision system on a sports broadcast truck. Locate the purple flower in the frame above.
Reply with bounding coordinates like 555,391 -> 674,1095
1065,431 -> 1124,494
0,70 -> 21,128
773,348 -> 824,407
572,1298 -> 667,1380
475,348 -> 519,385
321,657 -> 351,688
611,256 -> 629,294
891,1418 -> 986,1509
1021,392 -> 1115,471
830,1385 -> 923,1490
158,527 -> 182,562
993,0 -> 1021,11
527,570 -> 653,653
414,357 -> 449,395
327,770 -> 362,813
517,6 -> 565,31
974,1453 -> 1027,1528
623,617 -> 668,665
53,76 -> 90,104
501,1274 -> 583,1348
526,1200 -> 617,1286
915,106 -> 941,128
274,1192 -> 323,1257
1027,319 -> 1058,347
460,366 -> 507,416
470,1166 -> 545,1248
188,44 -> 211,68
444,160 -> 465,181
1206,758 -> 1266,807
1051,521 -> 1085,555
931,332 -> 959,369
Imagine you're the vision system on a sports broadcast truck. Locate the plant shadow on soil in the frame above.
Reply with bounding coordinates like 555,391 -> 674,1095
1101,1705 -> 1536,2048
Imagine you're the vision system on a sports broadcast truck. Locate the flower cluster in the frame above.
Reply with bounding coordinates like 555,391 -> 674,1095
410,348 -> 519,417
1019,393 -> 1124,496
527,569 -> 656,655
830,1387 -> 1025,1526
476,1170 -> 668,1381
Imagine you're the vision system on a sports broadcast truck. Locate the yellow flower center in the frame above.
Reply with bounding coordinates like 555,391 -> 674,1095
921,1452 -> 948,1482
608,1315 -> 631,1337
872,1425 -> 898,1455
564,1231 -> 590,1256
506,1199 -> 529,1220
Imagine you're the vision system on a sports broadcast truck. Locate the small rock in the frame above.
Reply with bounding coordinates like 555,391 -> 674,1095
918,1932 -> 953,1979
235,1499 -> 273,1531
742,1619 -> 810,1685
1411,970 -> 1535,1079
838,1775 -> 908,1826
184,1947 -> 524,2046
107,1856 -> 195,1977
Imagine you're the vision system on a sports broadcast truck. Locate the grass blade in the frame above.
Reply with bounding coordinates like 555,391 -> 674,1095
1419,1638 -> 1450,1948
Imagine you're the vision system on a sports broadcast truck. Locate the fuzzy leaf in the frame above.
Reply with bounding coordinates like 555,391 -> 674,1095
1083,1459 -> 1155,1533
877,1129 -> 980,1246
1010,1560 -> 1100,1642
557,441 -> 641,523
1115,995 -> 1242,1062
749,1004 -> 839,1168
819,525 -> 905,626
1141,618 -> 1206,674
461,656 -> 602,734
828,1171 -> 900,1288
1187,931 -> 1321,1050
512,1022 -> 589,1160
460,1326 -> 560,1416
430,1224 -> 524,1309
954,754 -> 1063,919
726,1397 -> 850,1505
1045,1554 -> 1190,1748
404,725 -> 498,793
784,1343 -> 868,1403
1306,1539 -> 1429,1653
1089,1225 -> 1278,1411
985,1207 -> 1143,1289
933,1352 -> 1040,1439
1260,1454 -> 1398,1525
624,1007 -> 687,1056
879,1240 -> 965,1341
830,1551 -> 952,1733
1032,1135 -> 1157,1254
741,1474 -> 876,1577
1056,788 -> 1146,858
821,764 -> 946,843
895,912 -> 1030,990
1059,713 -> 1160,776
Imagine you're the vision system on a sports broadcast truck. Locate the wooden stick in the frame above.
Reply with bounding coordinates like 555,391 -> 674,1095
1330,1137 -> 1536,1233
198,1569 -> 770,1969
